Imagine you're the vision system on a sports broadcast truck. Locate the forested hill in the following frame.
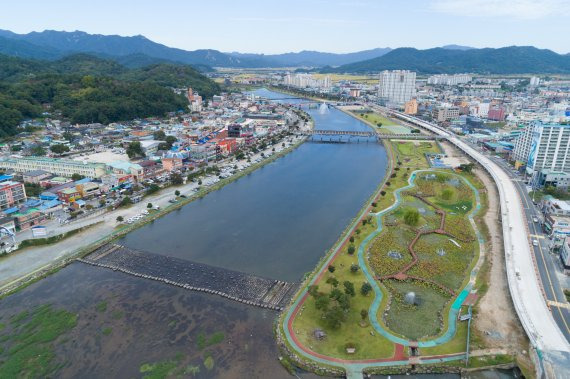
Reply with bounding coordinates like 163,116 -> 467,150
0,54 -> 220,138
325,46 -> 570,74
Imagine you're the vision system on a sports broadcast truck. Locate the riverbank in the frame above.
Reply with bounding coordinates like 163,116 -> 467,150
0,123 -> 311,298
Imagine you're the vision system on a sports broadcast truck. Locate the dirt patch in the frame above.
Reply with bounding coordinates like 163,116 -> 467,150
439,141 -> 471,167
472,165 -> 528,352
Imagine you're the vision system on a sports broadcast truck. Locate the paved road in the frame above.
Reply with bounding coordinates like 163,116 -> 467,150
485,153 -> 570,343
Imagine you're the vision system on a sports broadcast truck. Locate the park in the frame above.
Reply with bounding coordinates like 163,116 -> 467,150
279,136 -> 495,375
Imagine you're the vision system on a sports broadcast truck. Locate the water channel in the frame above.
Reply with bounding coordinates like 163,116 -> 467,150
0,89 -> 515,378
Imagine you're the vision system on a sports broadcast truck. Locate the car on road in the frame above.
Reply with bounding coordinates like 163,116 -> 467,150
532,239 -> 539,246
533,217 -> 539,223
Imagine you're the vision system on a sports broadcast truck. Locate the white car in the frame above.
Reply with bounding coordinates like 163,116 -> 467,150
533,217 -> 539,223
532,240 -> 539,246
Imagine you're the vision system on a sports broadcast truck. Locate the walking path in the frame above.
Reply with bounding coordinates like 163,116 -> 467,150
281,169 -> 485,377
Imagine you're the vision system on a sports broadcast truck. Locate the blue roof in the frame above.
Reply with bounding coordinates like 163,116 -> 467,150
25,199 -> 42,207
74,178 -> 92,184
39,192 -> 58,200
39,199 -> 61,210
3,207 -> 19,214
0,175 -> 13,182
75,199 -> 86,206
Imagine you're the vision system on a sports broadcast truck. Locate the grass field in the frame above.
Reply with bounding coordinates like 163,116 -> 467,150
0,304 -> 77,378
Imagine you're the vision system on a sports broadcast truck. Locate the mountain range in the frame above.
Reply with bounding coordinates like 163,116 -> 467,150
326,46 -> 570,74
0,30 -> 569,73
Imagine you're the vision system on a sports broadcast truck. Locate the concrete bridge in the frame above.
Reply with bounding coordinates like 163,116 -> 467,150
297,129 -> 445,141
78,244 -> 297,311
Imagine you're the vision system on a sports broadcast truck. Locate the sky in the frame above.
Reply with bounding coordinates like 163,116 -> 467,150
1,0 -> 569,54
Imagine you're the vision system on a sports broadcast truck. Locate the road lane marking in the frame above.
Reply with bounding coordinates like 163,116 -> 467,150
548,301 -> 570,310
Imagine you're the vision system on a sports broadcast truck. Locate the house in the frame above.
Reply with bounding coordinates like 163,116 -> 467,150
162,157 -> 183,172
22,170 -> 51,184
12,208 -> 46,231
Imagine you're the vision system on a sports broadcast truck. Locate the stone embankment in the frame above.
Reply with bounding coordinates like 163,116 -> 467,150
78,243 -> 297,311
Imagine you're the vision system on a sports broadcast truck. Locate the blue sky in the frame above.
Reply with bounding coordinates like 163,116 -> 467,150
2,0 -> 569,54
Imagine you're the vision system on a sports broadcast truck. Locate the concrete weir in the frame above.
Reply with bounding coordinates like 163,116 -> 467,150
78,243 -> 297,311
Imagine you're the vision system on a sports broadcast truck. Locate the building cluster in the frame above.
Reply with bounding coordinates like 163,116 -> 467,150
283,73 -> 332,90
427,74 -> 472,86
0,89 -> 297,247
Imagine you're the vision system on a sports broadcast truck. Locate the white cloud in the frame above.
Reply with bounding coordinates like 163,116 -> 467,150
431,0 -> 570,20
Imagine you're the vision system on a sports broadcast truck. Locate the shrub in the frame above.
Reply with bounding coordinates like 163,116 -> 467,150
347,245 -> 356,255
403,208 -> 420,226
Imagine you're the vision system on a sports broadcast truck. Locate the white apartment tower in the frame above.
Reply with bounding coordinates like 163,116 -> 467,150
513,122 -> 570,176
377,70 -> 416,104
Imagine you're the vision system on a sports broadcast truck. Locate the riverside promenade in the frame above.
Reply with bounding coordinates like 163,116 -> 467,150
79,244 -> 297,311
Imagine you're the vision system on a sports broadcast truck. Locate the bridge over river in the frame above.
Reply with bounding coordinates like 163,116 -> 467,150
78,244 -> 297,311
297,129 -> 445,141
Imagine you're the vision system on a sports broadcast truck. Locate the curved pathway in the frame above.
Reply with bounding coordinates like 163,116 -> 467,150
281,169 -> 485,376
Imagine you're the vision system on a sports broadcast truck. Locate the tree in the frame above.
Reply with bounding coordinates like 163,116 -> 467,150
165,135 -> 177,147
441,188 -> 453,200
347,245 -> 355,255
116,216 -> 124,223
349,236 -> 354,243
146,184 -> 160,195
360,309 -> 368,321
403,208 -> 420,226
174,190 -> 181,197
71,173 -> 84,181
315,295 -> 330,311
126,142 -> 145,159
360,282 -> 372,296
327,265 -> 336,273
30,146 -> 46,156
323,306 -> 344,329
153,130 -> 166,140
326,277 -> 339,289
171,173 -> 183,185
329,288 -> 343,301
62,131 -> 75,141
350,264 -> 359,273
50,144 -> 70,155
120,196 -> 132,207
308,285 -> 319,297
459,163 -> 475,173
99,199 -> 106,207
343,281 -> 355,297
147,202 -> 153,209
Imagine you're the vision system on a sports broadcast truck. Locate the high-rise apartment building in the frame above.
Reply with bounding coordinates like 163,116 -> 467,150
513,122 -> 570,178
377,70 -> 416,104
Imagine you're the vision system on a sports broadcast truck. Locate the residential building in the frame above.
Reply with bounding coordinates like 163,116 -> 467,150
12,208 -> 46,231
541,196 -> 570,216
378,70 -> 416,104
404,99 -> 418,115
22,170 -> 51,184
530,76 -> 541,86
512,122 -> 570,180
433,106 -> 460,122
544,214 -> 570,237
162,157 -> 183,172
488,106 -> 506,121
0,157 -> 106,178
427,74 -> 472,86
0,181 -> 27,210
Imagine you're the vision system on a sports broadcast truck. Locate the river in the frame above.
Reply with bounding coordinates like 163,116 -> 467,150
119,88 -> 388,282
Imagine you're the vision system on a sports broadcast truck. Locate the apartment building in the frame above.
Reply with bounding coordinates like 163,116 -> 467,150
427,74 -> 472,86
0,181 -> 27,210
512,122 -> 570,179
0,157 -> 107,178
433,106 -> 460,122
378,70 -> 416,104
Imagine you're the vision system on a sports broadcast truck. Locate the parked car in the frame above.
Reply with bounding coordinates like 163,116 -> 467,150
532,240 -> 539,246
